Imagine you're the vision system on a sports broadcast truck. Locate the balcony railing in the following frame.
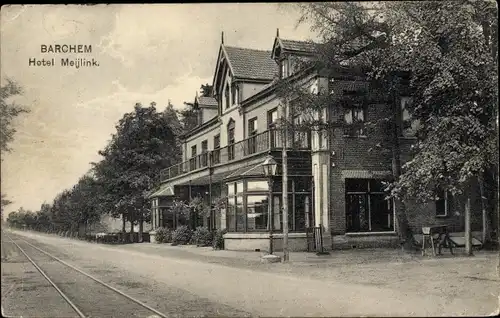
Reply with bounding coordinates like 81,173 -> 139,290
160,129 -> 311,182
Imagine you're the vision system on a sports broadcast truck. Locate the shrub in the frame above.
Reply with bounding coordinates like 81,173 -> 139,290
191,226 -> 213,247
154,227 -> 172,243
212,228 -> 227,250
171,226 -> 192,245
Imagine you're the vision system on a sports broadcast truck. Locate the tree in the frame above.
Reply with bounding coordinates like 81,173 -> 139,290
1,78 -> 30,213
200,84 -> 213,97
93,102 -> 181,242
1,78 -> 30,154
284,0 -> 498,249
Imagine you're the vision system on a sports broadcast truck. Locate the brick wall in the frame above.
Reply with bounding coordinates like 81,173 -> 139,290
327,79 -> 483,238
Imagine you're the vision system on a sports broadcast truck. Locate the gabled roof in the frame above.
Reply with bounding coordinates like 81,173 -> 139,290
280,39 -> 317,53
196,96 -> 218,108
271,37 -> 317,59
148,184 -> 175,198
223,46 -> 278,81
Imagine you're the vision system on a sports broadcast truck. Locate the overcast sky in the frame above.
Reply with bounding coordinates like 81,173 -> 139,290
1,4 -> 315,216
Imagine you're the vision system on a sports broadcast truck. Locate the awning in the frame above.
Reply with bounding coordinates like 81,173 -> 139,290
341,170 -> 392,180
148,184 -> 175,198
224,163 -> 266,182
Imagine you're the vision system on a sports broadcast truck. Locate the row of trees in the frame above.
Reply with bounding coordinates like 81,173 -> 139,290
281,1 -> 498,249
5,84 -> 211,241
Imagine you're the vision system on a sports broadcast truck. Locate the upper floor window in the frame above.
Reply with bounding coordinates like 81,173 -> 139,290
225,83 -> 230,109
281,58 -> 288,78
344,107 -> 366,137
190,145 -> 198,170
267,108 -> 279,128
212,134 -> 221,165
248,117 -> 258,154
231,83 -> 238,106
201,140 -> 208,167
228,120 -> 235,161
214,134 -> 220,149
248,117 -> 258,135
401,97 -> 420,137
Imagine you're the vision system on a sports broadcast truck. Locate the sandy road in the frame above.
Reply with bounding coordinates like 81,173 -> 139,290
7,230 -> 499,317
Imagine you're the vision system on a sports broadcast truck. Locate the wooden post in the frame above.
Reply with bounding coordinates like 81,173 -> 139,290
465,197 -> 473,256
282,100 -> 289,262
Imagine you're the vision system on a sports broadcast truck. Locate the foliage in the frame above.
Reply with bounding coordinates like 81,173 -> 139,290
280,1 -> 498,246
169,200 -> 191,219
200,84 -> 213,97
291,0 -> 498,199
213,196 -> 227,212
212,228 -> 227,250
171,225 -> 192,245
92,102 -> 182,229
191,226 -> 213,247
0,78 -> 30,155
178,103 -> 199,133
154,227 -> 172,243
189,196 -> 211,218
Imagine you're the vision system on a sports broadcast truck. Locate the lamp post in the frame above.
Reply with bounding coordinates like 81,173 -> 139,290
261,155 -> 281,263
262,155 -> 277,254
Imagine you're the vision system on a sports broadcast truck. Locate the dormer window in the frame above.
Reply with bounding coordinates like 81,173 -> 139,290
281,58 -> 288,78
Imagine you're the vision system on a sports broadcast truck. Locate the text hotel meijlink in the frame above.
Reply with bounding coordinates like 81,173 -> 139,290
29,45 -> 100,69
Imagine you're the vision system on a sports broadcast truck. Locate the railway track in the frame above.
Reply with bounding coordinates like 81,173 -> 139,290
4,233 -> 167,318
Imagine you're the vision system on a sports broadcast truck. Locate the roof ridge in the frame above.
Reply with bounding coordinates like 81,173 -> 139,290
281,38 -> 316,43
224,45 -> 272,53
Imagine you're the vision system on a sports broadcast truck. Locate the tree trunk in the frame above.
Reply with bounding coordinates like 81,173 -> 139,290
129,213 -> 135,243
121,215 -> 126,242
478,173 -> 491,245
465,197 -> 473,256
138,211 -> 143,243
390,88 -> 416,251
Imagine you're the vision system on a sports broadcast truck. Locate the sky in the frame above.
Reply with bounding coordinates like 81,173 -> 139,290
0,4 -> 316,216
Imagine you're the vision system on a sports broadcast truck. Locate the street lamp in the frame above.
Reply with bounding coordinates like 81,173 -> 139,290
262,155 -> 277,256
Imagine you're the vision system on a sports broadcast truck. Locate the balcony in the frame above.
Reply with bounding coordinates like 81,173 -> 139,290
160,129 -> 311,182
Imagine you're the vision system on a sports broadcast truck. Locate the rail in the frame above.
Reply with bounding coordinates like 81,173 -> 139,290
160,129 -> 311,182
6,233 -> 168,318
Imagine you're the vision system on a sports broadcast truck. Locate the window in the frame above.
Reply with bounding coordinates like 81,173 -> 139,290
401,97 -> 420,137
292,115 -> 309,148
281,58 -> 288,78
225,83 -> 230,109
345,179 -> 394,233
227,121 -> 235,161
226,182 -> 244,232
190,145 -> 197,171
268,108 -> 279,148
201,140 -> 208,167
267,108 -> 278,127
225,178 -> 312,233
435,189 -> 453,217
247,180 -> 268,191
247,195 -> 268,231
248,117 -> 258,154
343,107 -> 366,136
231,83 -> 238,105
212,134 -> 220,165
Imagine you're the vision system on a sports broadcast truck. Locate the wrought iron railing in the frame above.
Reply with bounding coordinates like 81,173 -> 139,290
159,129 -> 311,182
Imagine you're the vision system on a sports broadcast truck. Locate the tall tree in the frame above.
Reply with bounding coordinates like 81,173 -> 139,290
1,78 -> 30,213
1,78 -> 30,154
93,102 -> 181,242
285,0 -> 498,249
